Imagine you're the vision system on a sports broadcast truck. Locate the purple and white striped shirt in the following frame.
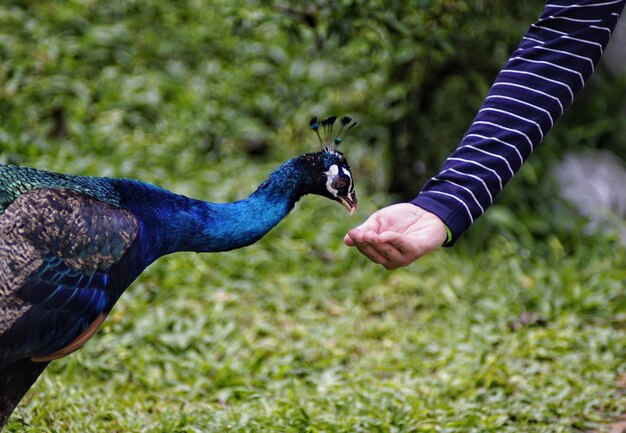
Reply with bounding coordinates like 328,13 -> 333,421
412,0 -> 626,244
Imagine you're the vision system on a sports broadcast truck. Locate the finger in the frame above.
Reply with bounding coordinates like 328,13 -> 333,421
347,228 -> 367,243
374,243 -> 404,265
346,227 -> 376,247
344,233 -> 355,246
349,230 -> 408,269
356,244 -> 390,266
361,237 -> 405,269
361,230 -> 377,243
361,231 -> 396,257
378,231 -> 420,257
352,236 -> 389,266
350,213 -> 382,234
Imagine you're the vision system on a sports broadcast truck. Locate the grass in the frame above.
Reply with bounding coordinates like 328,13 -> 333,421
2,1 -> 625,431
4,150 -> 626,432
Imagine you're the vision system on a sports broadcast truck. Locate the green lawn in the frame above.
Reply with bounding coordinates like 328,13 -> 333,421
4,151 -> 626,432
2,1 -> 625,431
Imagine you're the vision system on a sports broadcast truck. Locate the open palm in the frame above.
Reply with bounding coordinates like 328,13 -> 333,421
344,203 -> 447,269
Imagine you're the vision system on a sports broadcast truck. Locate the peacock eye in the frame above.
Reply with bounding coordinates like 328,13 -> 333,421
333,178 -> 347,190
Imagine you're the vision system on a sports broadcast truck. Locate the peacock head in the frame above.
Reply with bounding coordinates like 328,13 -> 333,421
307,115 -> 358,215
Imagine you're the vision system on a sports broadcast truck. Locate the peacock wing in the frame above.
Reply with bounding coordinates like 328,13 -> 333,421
0,163 -> 121,215
0,188 -> 138,365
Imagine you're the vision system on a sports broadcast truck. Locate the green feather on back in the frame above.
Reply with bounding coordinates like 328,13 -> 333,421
0,165 -> 121,214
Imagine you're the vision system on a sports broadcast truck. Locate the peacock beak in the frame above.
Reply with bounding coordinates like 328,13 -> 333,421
339,191 -> 357,215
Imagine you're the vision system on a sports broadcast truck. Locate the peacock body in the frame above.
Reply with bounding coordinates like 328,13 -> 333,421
0,116 -> 357,428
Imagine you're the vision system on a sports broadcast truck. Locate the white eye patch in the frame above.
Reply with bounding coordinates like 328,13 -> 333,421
342,167 -> 352,185
325,164 -> 340,197
324,164 -> 353,197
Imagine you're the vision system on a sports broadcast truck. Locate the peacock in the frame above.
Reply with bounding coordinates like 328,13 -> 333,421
0,116 -> 357,429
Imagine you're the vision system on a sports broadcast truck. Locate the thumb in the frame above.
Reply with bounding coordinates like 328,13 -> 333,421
345,212 -> 381,245
350,212 -> 382,234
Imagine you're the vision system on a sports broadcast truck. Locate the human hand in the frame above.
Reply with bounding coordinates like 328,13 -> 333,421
344,203 -> 447,269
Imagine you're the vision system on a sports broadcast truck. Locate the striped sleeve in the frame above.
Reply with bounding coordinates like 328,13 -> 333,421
411,0 -> 626,245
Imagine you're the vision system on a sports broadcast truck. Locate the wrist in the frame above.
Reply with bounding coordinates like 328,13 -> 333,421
443,224 -> 453,246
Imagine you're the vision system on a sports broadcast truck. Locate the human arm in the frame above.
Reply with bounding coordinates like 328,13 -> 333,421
346,0 -> 626,268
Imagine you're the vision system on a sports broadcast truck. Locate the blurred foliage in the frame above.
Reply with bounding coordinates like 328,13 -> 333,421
2,1 -> 626,431
7,220 -> 626,432
3,0 -> 625,249
266,0 -> 545,195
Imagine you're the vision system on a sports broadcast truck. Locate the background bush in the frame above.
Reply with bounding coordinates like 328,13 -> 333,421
2,1 -> 625,431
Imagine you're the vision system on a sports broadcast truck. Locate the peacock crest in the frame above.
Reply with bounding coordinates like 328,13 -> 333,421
309,115 -> 357,153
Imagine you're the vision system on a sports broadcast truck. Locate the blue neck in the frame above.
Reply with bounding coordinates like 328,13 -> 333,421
129,157 -> 310,259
